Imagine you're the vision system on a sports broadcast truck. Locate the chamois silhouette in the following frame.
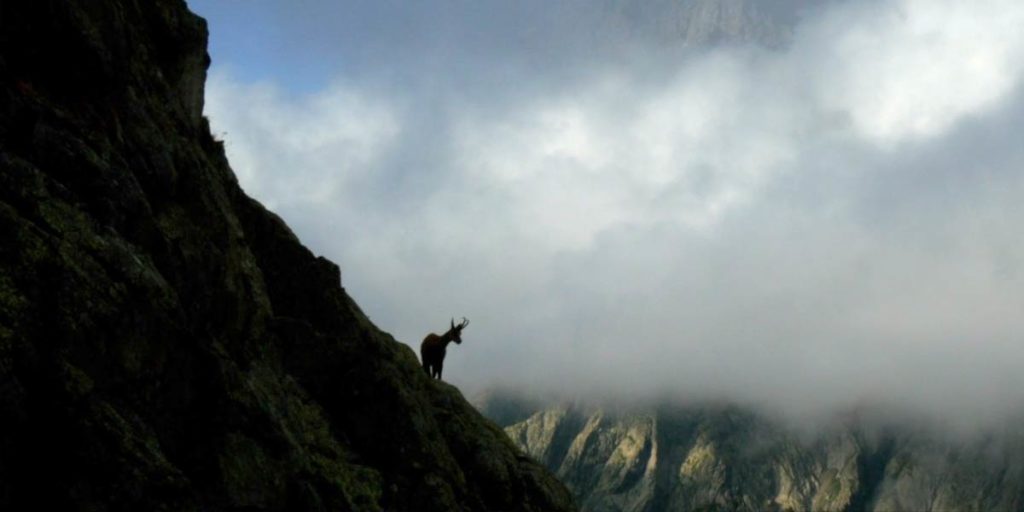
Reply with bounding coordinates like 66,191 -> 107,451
421,317 -> 469,380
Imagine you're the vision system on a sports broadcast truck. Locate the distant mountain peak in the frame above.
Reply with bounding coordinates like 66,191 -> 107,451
479,393 -> 1024,512
591,0 -> 814,48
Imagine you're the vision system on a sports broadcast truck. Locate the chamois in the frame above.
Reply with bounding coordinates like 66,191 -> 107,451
421,317 -> 469,380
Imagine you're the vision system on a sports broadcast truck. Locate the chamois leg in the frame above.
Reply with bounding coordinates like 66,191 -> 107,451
436,361 -> 443,380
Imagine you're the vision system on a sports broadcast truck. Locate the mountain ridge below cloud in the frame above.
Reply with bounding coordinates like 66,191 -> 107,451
477,390 -> 1024,511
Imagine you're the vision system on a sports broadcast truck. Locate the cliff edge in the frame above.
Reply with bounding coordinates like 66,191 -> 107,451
0,1 -> 575,510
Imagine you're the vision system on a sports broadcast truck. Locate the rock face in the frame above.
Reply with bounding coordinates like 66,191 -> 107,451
484,400 -> 1024,512
0,1 -> 574,510
589,0 -> 809,48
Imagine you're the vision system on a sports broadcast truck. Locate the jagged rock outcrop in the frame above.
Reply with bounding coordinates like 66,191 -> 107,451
483,399 -> 1024,512
0,1 -> 575,510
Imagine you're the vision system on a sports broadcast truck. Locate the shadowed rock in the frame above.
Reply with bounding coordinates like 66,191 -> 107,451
0,1 -> 575,510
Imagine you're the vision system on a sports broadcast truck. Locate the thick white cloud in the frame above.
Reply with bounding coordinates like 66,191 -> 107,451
204,0 -> 1024,425
805,0 -> 1024,142
205,73 -> 399,210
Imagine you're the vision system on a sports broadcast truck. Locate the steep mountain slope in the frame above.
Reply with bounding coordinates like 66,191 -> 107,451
480,399 -> 1024,512
0,1 -> 574,510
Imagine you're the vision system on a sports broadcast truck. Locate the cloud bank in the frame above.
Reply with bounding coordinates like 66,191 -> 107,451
201,0 -> 1024,425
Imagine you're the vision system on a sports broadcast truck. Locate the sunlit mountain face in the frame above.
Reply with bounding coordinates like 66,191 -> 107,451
478,394 -> 1024,512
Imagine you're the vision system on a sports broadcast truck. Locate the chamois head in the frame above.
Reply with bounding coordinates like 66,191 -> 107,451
450,317 -> 470,344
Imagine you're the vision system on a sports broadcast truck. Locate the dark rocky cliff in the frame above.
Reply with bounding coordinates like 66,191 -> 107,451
0,1 -> 575,510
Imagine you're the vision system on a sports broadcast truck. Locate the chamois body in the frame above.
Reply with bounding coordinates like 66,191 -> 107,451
421,318 -> 469,380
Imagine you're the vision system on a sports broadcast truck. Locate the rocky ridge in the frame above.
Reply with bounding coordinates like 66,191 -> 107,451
0,1 -> 574,510
481,398 -> 1024,512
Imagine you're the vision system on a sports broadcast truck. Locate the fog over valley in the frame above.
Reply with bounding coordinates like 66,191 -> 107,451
193,0 -> 1024,428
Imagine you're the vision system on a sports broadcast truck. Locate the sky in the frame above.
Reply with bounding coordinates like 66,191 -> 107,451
189,0 -> 1024,426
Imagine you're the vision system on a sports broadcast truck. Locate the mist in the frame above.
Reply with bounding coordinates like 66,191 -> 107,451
194,0 -> 1024,426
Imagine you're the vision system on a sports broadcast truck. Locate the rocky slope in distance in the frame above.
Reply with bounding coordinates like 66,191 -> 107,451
479,396 -> 1024,512
584,0 -> 821,48
0,1 -> 574,510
